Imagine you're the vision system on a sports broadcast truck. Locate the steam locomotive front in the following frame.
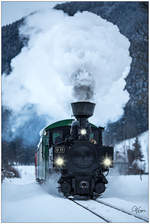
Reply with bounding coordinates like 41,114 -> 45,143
55,102 -> 110,198
65,140 -> 101,197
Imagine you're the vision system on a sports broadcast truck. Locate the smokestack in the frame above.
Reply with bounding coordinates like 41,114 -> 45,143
71,101 -> 95,119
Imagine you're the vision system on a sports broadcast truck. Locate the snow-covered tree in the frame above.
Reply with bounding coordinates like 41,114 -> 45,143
132,137 -> 143,160
127,137 -> 145,174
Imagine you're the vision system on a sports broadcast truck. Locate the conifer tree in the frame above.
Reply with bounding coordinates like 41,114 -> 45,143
132,137 -> 143,160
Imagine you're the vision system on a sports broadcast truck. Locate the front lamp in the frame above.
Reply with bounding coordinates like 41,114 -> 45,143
102,157 -> 112,167
80,129 -> 87,135
55,157 -> 64,167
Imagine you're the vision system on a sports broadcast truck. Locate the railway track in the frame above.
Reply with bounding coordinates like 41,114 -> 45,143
69,198 -> 110,222
96,199 -> 148,222
69,198 -> 148,223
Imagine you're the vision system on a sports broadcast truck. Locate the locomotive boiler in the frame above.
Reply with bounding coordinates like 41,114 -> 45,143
35,101 -> 113,199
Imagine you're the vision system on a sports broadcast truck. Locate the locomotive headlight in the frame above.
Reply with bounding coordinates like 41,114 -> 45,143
102,157 -> 112,167
55,157 -> 64,167
80,129 -> 87,135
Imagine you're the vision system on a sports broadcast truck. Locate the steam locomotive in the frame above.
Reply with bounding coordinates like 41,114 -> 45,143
35,101 -> 113,199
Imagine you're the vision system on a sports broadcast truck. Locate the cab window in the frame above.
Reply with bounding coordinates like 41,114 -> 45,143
90,129 -> 99,143
90,132 -> 94,139
52,130 -> 63,144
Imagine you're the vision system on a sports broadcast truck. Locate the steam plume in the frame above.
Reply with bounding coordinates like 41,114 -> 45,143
2,9 -> 131,143
71,66 -> 95,100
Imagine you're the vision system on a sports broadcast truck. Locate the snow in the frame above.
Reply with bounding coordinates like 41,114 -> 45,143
2,166 -> 101,222
104,174 -> 149,219
78,200 -> 145,223
2,165 -> 149,222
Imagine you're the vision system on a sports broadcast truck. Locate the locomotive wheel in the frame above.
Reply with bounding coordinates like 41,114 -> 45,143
95,182 -> 105,194
61,182 -> 71,195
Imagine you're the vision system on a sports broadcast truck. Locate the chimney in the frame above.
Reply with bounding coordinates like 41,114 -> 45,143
71,101 -> 95,119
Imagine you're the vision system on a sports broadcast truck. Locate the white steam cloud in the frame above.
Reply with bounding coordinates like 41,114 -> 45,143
2,9 -> 131,134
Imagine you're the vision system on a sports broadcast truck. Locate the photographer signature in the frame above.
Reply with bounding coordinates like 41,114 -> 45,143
131,205 -> 146,214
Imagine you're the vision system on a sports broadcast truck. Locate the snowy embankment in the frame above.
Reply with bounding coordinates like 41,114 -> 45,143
114,131 -> 149,172
2,165 -> 149,222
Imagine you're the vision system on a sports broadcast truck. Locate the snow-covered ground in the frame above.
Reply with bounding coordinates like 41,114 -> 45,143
104,174 -> 149,217
2,166 -> 101,222
2,165 -> 149,222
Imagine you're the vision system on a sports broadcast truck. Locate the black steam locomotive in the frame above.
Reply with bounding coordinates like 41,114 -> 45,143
35,101 -> 113,199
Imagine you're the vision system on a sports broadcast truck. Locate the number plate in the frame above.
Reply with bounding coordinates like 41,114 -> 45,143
55,147 -> 65,153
